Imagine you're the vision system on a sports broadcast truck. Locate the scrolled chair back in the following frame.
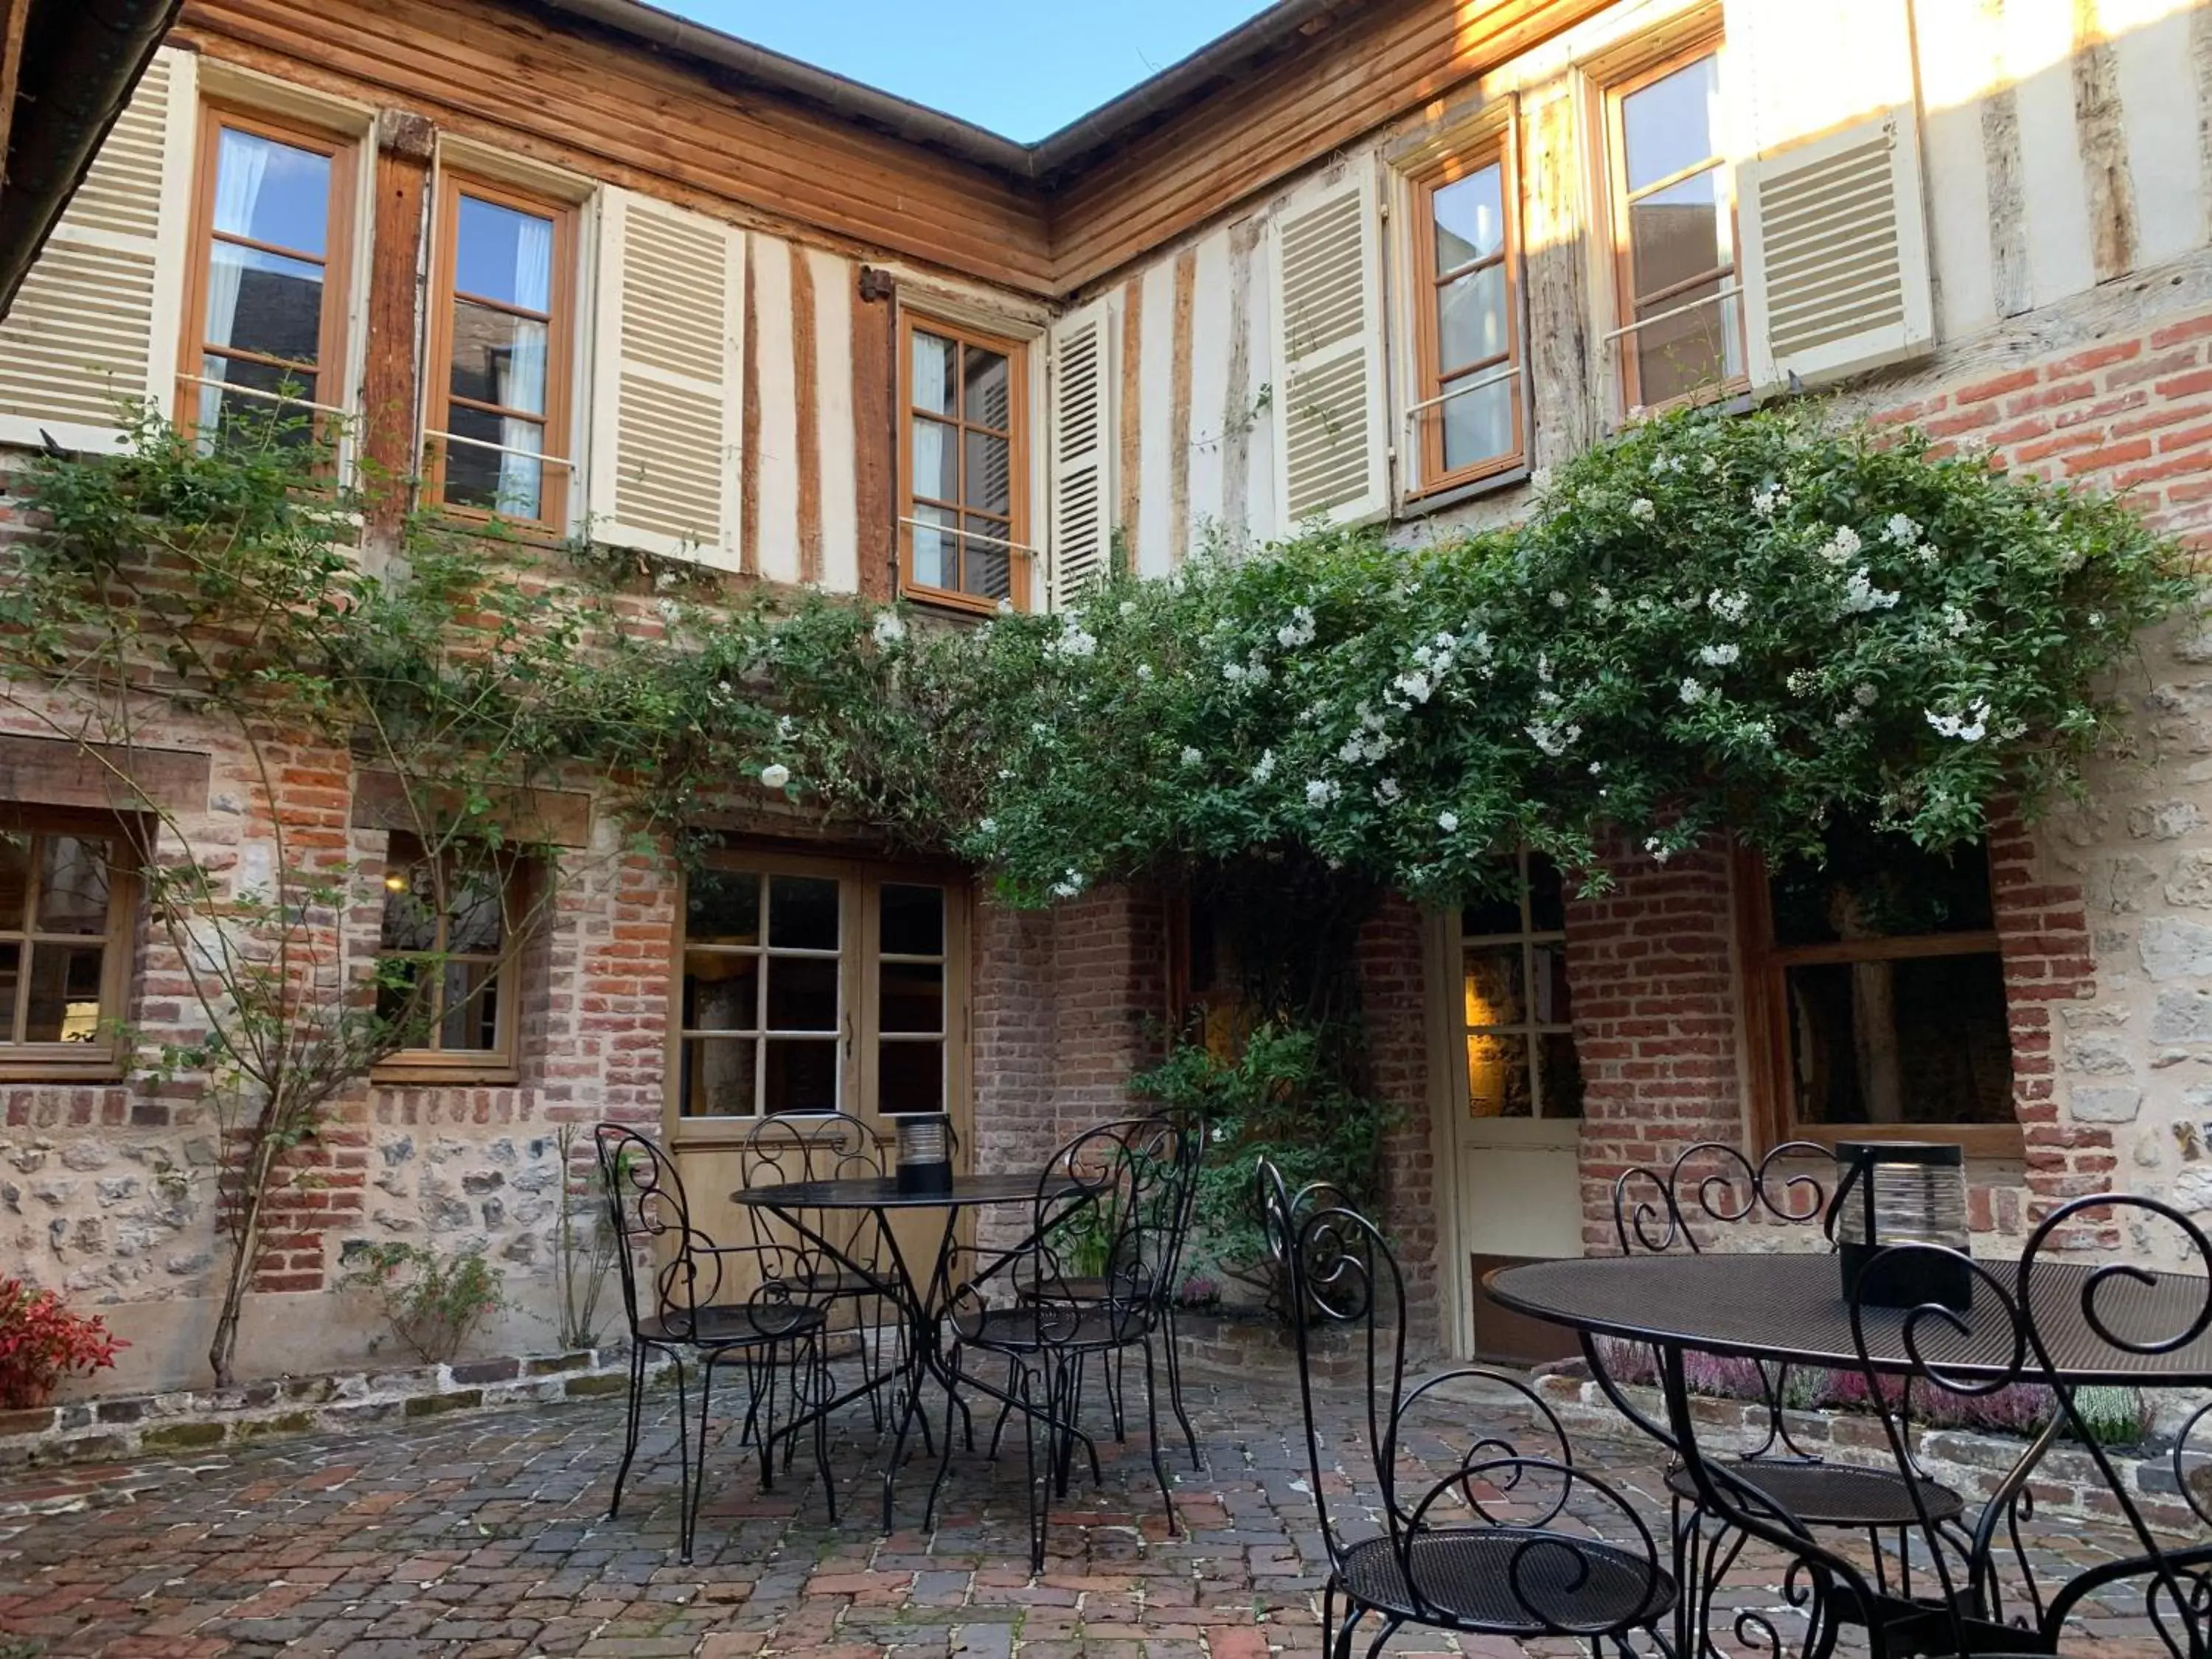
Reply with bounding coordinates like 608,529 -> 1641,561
1034,1115 -> 1190,1332
1612,1137 -> 1832,1257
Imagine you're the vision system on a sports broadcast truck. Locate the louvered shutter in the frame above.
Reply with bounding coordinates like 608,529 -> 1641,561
588,189 -> 743,568
0,47 -> 195,451
1045,297 -> 1113,610
1270,160 -> 1388,529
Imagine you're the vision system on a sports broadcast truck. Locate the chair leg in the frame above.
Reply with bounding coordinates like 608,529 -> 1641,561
810,1333 -> 838,1524
1162,1305 -> 1200,1470
609,1340 -> 647,1520
925,1342 -> 964,1531
1361,1617 -> 1403,1659
987,1354 -> 1018,1461
1021,1364 -> 1047,1573
1334,1604 -> 1366,1659
1141,1338 -> 1175,1534
757,1345 -> 779,1492
1105,1346 -> 1127,1440
672,1355 -> 695,1565
686,1353 -> 718,1565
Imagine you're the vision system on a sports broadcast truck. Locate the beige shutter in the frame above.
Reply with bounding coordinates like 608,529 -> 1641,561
1725,0 -> 1932,391
0,47 -> 196,452
1045,296 -> 1113,610
1270,158 -> 1388,529
588,188 -> 743,568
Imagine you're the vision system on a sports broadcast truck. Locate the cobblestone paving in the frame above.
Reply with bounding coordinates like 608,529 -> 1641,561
0,1368 -> 2183,1658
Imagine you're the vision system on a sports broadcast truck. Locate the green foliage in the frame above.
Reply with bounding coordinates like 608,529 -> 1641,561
552,1124 -> 617,1352
344,1241 -> 509,1366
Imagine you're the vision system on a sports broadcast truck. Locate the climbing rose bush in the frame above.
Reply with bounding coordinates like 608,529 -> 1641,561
0,1281 -> 124,1408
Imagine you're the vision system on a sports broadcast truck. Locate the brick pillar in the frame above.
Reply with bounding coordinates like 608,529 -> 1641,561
1357,894 -> 1444,1354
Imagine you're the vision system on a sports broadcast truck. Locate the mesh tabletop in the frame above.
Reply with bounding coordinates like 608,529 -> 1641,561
1486,1253 -> 2212,1387
730,1173 -> 1069,1211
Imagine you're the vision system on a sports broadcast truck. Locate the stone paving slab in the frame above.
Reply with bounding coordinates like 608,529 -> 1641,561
0,1368 -> 2186,1657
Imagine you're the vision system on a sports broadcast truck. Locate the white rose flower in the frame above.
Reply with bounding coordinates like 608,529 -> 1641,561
759,763 -> 791,790
1438,810 -> 1460,832
1180,745 -> 1203,767
871,611 -> 908,647
1699,643 -> 1740,667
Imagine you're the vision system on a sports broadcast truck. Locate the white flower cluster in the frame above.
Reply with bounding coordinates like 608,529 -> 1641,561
1629,497 -> 1657,521
1592,585 -> 1615,614
1548,589 -> 1570,609
1180,745 -> 1203,767
1751,484 -> 1790,517
1650,451 -> 1683,475
1305,779 -> 1340,807
1939,603 -> 1972,638
1786,669 -> 1815,696
1926,700 -> 1992,742
1251,748 -> 1277,782
1884,513 -> 1922,546
1049,868 -> 1087,900
1337,702 -> 1393,765
1119,599 -> 1138,617
759,762 -> 791,789
1855,683 -> 1880,707
871,611 -> 907,648
1530,467 -> 1554,494
1222,653 -> 1270,685
977,817 -> 996,835
1438,810 -> 1460,832
1679,677 -> 1709,706
1374,777 -> 1402,804
1644,835 -> 1671,863
1047,616 -> 1099,658
1708,589 -> 1750,624
1818,525 -> 1863,567
1276,604 -> 1318,649
1698,642 -> 1740,667
1526,717 -> 1582,757
1838,568 -> 1901,614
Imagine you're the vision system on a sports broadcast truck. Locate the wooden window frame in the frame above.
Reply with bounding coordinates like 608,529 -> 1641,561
0,810 -> 138,1082
1734,844 -> 2025,1160
1455,846 -> 1581,1123
370,833 -> 531,1086
175,101 -> 361,444
897,310 -> 1032,616
667,849 -> 973,1150
1601,35 -> 1749,417
420,170 -> 579,535
1405,122 -> 1527,498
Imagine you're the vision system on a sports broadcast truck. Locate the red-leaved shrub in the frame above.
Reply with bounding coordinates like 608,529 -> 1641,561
0,1279 -> 124,1408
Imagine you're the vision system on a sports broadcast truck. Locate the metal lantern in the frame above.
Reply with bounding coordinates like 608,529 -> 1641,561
894,1113 -> 954,1195
1832,1140 -> 1973,1311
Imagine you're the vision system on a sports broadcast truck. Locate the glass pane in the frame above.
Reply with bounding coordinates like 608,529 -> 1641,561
24,942 -> 105,1043
880,1040 -> 944,1115
446,872 -> 505,956
379,869 -> 439,954
375,956 -> 432,1041
212,128 -> 331,254
1538,1031 -> 1586,1120
911,504 -> 956,590
1462,945 -> 1526,1029
1462,883 -> 1522,939
681,1036 -> 757,1117
1468,1030 -> 1532,1119
911,330 -> 956,416
765,955 -> 838,1032
1770,831 -> 1994,947
1528,855 -> 1566,932
1784,953 -> 2012,1127
880,960 -> 942,1034
686,870 -> 761,946
768,875 -> 839,950
37,838 -> 111,935
0,942 -> 16,1040
1439,375 -> 1514,473
448,302 -> 549,415
881,884 -> 945,956
964,431 -> 1012,516
453,195 -> 554,312
206,243 -> 323,364
198,355 -> 321,445
683,951 -> 759,1032
1436,263 -> 1508,375
1433,164 -> 1504,271
439,959 -> 500,1052
911,415 -> 957,503
442,404 -> 545,518
962,347 -> 1010,429
1530,942 -> 1572,1025
763,1038 -> 838,1113
964,515 -> 1012,601
0,836 -> 28,931
1634,278 -> 1740,406
1628,167 -> 1731,305
1621,53 -> 1720,192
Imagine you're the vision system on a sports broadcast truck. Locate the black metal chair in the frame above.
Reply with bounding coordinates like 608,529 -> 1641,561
595,1123 -> 835,1562
926,1115 -> 1194,1569
1613,1140 -> 1969,1646
1259,1159 -> 1677,1659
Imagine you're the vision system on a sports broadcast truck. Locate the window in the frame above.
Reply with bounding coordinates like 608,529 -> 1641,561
424,174 -> 577,529
1457,849 -> 1582,1120
0,821 -> 133,1077
178,107 -> 358,443
374,834 -> 526,1079
1742,827 -> 2017,1152
900,315 -> 1029,612
675,858 -> 966,1124
1408,136 -> 1524,493
1604,41 -> 1745,411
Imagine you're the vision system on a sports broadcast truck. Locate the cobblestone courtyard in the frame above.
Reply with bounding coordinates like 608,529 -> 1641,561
0,1371 -> 2180,1658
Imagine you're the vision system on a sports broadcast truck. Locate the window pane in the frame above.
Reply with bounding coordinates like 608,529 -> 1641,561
964,431 -> 1012,516
1531,942 -> 1572,1026
911,330 -> 956,416
446,872 -> 506,956
768,876 -> 839,950
912,414 -> 957,504
881,884 -> 945,956
1622,54 -> 1720,193
1469,1030 -> 1531,1118
206,243 -> 323,365
37,838 -> 111,936
212,128 -> 331,256
448,302 -> 549,414
765,956 -> 838,1032
911,504 -> 956,589
1463,945 -> 1526,1028
687,871 -> 761,946
1538,1031 -> 1586,1120
1784,954 -> 2012,1127
443,405 -> 545,518
1634,278 -> 1740,406
1439,375 -> 1514,473
681,1036 -> 757,1117
683,952 -> 759,1032
880,1040 -> 944,1114
1770,832 -> 1996,947
880,959 -> 942,1034
1433,165 -> 1504,271
763,1038 -> 838,1113
198,356 -> 321,442
24,942 -> 104,1042
1627,167 -> 1731,305
1462,888 -> 1522,939
1436,263 -> 1508,374
963,515 -> 1012,601
1528,855 -> 1566,932
453,195 -> 554,313
962,347 -> 1010,429
375,956 -> 432,1040
0,942 -> 16,1040
439,959 -> 500,1051
0,837 -> 27,931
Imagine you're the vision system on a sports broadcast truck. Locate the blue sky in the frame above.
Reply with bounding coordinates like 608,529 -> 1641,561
658,1 -> 1277,142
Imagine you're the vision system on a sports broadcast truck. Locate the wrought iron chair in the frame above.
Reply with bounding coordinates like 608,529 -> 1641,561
1613,1139 -> 1969,1646
595,1123 -> 835,1562
1260,1158 -> 1677,1659
925,1115 -> 1195,1569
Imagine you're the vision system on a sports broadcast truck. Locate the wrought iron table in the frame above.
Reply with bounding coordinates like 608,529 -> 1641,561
731,1172 -> 1071,1529
1488,1252 -> 2212,1656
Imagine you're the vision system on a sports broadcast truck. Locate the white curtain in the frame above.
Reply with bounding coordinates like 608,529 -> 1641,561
202,131 -> 273,427
494,215 -> 553,514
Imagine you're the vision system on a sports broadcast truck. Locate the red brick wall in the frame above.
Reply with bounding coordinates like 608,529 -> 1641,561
1358,895 -> 1446,1349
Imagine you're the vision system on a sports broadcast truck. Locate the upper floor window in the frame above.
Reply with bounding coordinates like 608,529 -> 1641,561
1604,41 -> 1745,411
425,175 -> 577,530
900,316 -> 1030,613
1408,137 -> 1524,493
1458,848 -> 1582,1120
180,108 -> 358,445
374,833 -> 526,1081
0,818 -> 133,1079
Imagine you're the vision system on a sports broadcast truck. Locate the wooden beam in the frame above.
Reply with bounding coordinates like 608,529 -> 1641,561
1167,246 -> 1197,567
0,0 -> 32,178
852,265 -> 897,604
2070,0 -> 2138,285
361,110 -> 434,551
739,233 -> 762,578
1116,275 -> 1144,569
0,733 -> 210,815
351,769 -> 592,847
790,243 -> 824,585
